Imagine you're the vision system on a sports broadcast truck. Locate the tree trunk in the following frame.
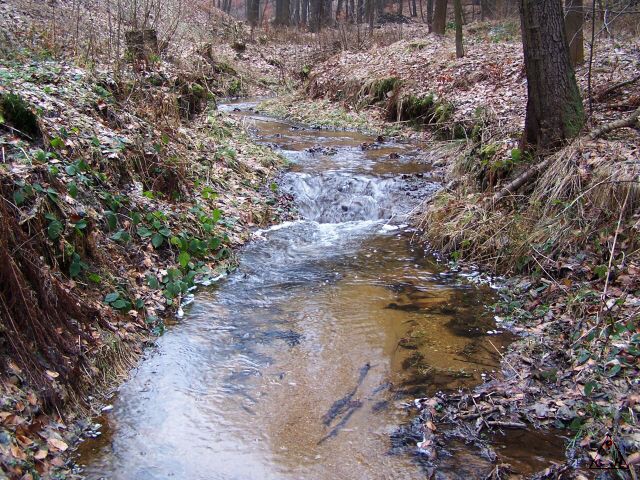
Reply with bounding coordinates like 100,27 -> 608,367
336,0 -> 344,19
366,0 -> 374,31
565,0 -> 584,66
275,0 -> 291,24
293,0 -> 300,24
520,0 -> 585,149
357,0 -> 363,22
247,0 -> 259,25
302,0 -> 309,24
411,0 -> 417,16
310,0 -> 322,30
432,0 -> 447,34
426,0 -> 433,31
454,0 -> 463,57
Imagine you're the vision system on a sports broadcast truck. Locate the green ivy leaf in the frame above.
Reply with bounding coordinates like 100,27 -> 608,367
72,219 -> 88,230
104,292 -> 120,303
69,254 -> 85,278
13,189 -> 26,206
111,230 -> 131,243
137,226 -> 153,238
68,182 -> 78,199
607,364 -> 621,377
47,218 -> 64,240
88,273 -> 102,284
50,137 -> 65,150
178,251 -> 191,268
146,275 -> 160,289
151,233 -> 164,248
104,210 -> 118,231
584,381 -> 597,396
111,299 -> 130,310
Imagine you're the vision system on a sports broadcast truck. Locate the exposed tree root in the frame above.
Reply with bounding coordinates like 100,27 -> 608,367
488,157 -> 552,205
0,197 -> 109,407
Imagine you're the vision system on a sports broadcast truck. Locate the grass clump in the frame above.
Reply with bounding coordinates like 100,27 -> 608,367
398,94 -> 435,123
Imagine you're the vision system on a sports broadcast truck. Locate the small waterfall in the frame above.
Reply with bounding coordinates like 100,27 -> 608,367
283,171 -> 436,224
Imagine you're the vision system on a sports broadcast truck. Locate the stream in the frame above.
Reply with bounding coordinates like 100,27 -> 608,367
77,102 -> 565,479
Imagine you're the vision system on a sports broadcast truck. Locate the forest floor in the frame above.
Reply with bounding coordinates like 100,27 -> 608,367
258,21 -> 640,477
1,0 -> 640,476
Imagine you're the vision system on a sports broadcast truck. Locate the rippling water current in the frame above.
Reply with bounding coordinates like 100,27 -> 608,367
78,102 -> 564,479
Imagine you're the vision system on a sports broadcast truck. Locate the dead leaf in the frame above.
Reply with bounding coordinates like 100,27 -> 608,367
34,449 -> 48,460
47,438 -> 68,452
628,452 -> 640,465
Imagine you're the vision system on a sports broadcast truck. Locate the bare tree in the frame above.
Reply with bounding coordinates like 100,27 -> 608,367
454,0 -> 463,57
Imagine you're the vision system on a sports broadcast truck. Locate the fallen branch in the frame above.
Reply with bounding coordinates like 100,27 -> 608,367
590,105 -> 640,139
488,157 -> 552,205
596,73 -> 640,101
486,420 -> 527,429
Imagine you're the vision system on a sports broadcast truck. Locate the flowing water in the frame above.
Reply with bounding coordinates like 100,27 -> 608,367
78,103 -> 564,479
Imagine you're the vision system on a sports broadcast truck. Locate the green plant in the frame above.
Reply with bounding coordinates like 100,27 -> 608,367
44,213 -> 63,240
136,210 -> 172,248
104,291 -> 132,311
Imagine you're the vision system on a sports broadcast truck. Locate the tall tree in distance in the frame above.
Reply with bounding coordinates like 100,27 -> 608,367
275,0 -> 291,25
432,0 -> 447,34
247,0 -> 260,26
520,0 -> 584,149
426,0 -> 434,32
565,0 -> 585,65
454,0 -> 463,57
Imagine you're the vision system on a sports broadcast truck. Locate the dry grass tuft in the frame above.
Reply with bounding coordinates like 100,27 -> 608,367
420,139 -> 640,274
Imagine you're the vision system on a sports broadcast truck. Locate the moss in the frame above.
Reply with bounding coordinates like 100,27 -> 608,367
407,40 -> 428,51
563,73 -> 585,139
370,77 -> 401,103
300,65 -> 312,79
0,93 -> 40,138
228,79 -> 242,96
433,100 -> 454,124
400,94 -> 435,123
213,62 -> 237,76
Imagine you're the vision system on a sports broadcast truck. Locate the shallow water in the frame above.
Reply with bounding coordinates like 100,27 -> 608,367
77,102 -> 564,479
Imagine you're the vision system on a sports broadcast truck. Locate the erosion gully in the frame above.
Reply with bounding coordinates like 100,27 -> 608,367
77,102 -> 564,479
